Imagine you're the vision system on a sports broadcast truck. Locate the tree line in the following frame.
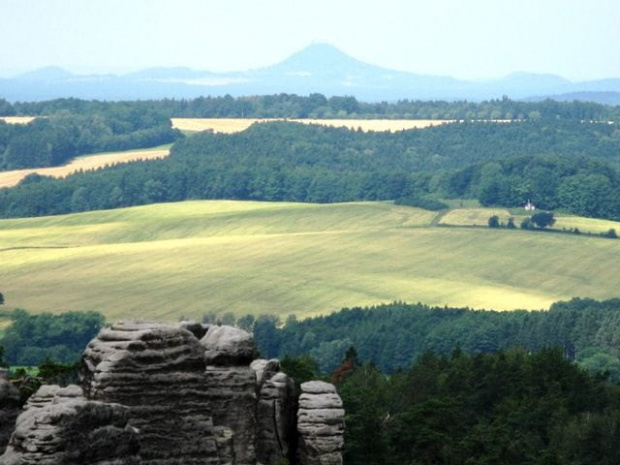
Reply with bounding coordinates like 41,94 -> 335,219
1,120 -> 620,219
2,95 -> 619,121
250,298 -> 620,381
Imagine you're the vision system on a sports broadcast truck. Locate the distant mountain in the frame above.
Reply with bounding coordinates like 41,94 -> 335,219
1,43 -> 619,103
527,91 -> 620,106
17,66 -> 75,82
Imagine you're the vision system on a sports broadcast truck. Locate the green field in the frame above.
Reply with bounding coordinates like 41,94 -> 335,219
1,200 -> 619,322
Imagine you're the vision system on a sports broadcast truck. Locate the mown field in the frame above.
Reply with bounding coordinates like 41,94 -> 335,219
440,207 -> 620,233
170,118 -> 454,133
0,116 -> 36,124
1,200 -> 619,322
0,145 -> 171,188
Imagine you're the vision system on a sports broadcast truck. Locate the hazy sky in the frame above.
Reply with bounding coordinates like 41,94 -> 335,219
1,0 -> 619,81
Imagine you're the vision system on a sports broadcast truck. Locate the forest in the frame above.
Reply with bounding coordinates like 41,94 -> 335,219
1,118 -> 620,219
2,94 -> 620,121
4,297 -> 620,383
0,104 -> 182,170
335,348 -> 620,465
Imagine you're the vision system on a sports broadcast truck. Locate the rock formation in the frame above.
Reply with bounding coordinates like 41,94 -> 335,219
0,384 -> 139,465
82,321 -> 221,464
297,381 -> 345,465
0,370 -> 20,454
252,360 -> 296,465
202,325 -> 258,465
0,322 -> 346,465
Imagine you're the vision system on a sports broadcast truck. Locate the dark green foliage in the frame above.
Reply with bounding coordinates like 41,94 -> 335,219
530,211 -> 556,229
0,104 -> 182,170
15,95 -> 619,122
507,217 -> 516,229
488,215 -> 500,228
4,119 -> 620,220
37,358 -> 80,386
0,309 -> 105,365
605,228 -> 618,238
339,349 -> 620,465
254,298 -> 620,374
280,354 -> 320,389
395,196 -> 449,211
0,292 -> 4,305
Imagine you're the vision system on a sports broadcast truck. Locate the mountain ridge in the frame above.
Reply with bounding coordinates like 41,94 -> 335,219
2,43 -> 620,103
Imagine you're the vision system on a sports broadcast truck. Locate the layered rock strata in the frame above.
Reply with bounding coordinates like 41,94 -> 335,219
82,321 -> 220,464
297,381 -> 345,465
0,384 -> 139,465
0,322 -> 346,465
202,325 -> 257,465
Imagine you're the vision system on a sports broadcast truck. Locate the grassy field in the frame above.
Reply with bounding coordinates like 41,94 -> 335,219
441,207 -> 620,235
170,118 -> 455,133
1,200 -> 619,322
0,145 -> 171,188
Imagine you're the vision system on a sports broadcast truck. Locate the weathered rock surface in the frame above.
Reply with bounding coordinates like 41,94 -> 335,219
0,370 -> 20,455
202,326 -> 257,465
297,381 -> 345,465
202,325 -> 255,366
253,360 -> 296,465
0,385 -> 139,465
82,321 -> 220,465
0,322 -> 346,465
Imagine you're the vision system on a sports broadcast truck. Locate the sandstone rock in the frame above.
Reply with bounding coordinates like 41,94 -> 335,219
0,386 -> 139,465
82,322 -> 220,465
201,325 -> 255,366
204,364 -> 257,465
297,381 -> 345,465
178,320 -> 209,340
214,426 -> 235,465
0,322 -> 345,465
0,370 -> 20,455
250,359 -> 280,388
255,369 -> 296,465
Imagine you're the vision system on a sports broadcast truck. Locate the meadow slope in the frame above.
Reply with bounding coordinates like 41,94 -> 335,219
1,200 -> 619,321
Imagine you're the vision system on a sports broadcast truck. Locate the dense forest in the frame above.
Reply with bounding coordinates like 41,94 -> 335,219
4,297 -> 620,379
0,105 -> 182,170
1,119 -> 620,219
250,298 -> 620,380
2,94 -> 620,121
0,309 -> 104,365
336,348 -> 620,465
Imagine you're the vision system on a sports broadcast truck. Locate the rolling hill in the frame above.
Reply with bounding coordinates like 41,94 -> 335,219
1,200 -> 619,322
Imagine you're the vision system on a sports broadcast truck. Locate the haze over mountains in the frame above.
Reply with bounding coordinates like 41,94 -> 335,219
2,43 -> 620,103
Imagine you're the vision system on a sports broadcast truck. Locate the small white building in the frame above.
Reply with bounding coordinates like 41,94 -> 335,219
524,200 -> 536,211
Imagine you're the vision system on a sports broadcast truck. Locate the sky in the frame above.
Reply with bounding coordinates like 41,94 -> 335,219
1,0 -> 619,81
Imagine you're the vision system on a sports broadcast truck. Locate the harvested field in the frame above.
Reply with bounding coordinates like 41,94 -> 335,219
0,146 -> 171,188
171,118 -> 456,133
0,116 -> 36,124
